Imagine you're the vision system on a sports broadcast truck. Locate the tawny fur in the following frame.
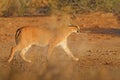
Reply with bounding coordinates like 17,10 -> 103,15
8,25 -> 80,63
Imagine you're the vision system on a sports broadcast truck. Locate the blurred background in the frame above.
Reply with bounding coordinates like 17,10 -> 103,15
0,0 -> 120,17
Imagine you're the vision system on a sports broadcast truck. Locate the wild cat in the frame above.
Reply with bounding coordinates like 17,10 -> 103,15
8,24 -> 80,63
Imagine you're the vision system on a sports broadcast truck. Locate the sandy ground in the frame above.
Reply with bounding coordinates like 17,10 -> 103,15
0,13 -> 120,80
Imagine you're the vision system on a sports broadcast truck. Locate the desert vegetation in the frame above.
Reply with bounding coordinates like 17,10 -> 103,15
0,0 -> 120,16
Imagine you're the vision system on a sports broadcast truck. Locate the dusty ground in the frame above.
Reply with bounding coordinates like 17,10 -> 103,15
0,12 -> 120,80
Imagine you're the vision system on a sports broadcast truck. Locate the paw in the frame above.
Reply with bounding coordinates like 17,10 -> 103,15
25,60 -> 31,63
8,59 -> 12,63
73,57 -> 79,61
28,60 -> 31,63
8,60 -> 11,63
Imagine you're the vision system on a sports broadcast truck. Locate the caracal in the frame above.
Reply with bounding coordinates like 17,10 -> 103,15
8,24 -> 80,63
